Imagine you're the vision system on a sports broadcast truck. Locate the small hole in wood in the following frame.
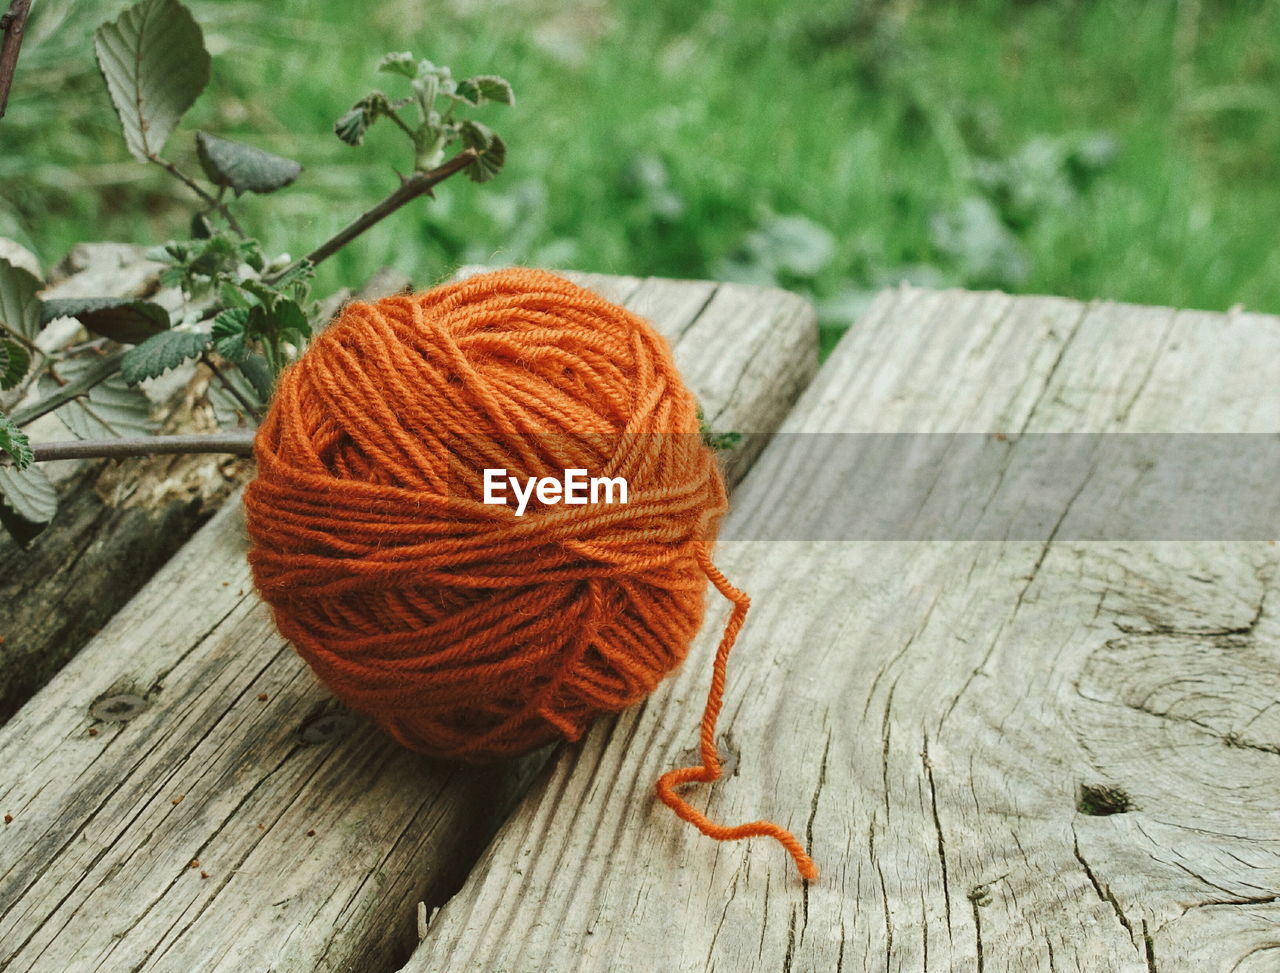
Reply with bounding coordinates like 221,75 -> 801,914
1076,783 -> 1135,816
89,693 -> 147,723
298,712 -> 357,745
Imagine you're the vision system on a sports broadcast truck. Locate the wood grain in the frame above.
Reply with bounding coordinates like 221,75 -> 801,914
0,273 -> 817,972
0,243 -> 248,722
405,287 -> 1280,972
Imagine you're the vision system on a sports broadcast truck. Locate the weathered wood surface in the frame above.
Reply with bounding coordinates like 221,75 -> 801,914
0,243 -> 247,722
407,288 -> 1280,972
0,273 -> 817,972
0,246 -> 414,723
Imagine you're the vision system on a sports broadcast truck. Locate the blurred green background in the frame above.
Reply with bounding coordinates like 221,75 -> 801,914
3,0 -> 1278,351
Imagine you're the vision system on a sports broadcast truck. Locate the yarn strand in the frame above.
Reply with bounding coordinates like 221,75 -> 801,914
655,543 -> 820,882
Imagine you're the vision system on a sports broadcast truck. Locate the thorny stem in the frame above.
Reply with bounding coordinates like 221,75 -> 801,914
2,431 -> 257,467
0,0 -> 33,120
149,154 -> 247,236
271,147 -> 478,277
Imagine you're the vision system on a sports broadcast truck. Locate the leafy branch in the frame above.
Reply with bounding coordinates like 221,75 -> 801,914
286,147 -> 479,272
0,0 -> 33,120
335,53 -> 511,176
0,0 -> 513,541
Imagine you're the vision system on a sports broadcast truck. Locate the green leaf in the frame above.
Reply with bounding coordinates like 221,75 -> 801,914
40,297 -> 170,344
121,329 -> 210,384
93,0 -> 211,162
0,257 -> 43,343
285,275 -> 312,305
239,280 -> 277,307
335,91 -> 393,146
334,107 -> 366,145
697,406 -> 742,452
460,122 -> 506,183
189,233 -> 238,276
190,211 -> 214,239
271,259 -> 315,293
0,339 -> 31,391
195,131 -> 303,196
243,298 -> 308,345
40,356 -> 159,440
236,353 -> 274,402
0,463 -> 58,541
0,412 -> 54,542
378,51 -> 418,78
237,238 -> 267,272
155,240 -> 190,262
455,75 -> 514,107
701,428 -> 743,452
219,280 -> 249,309
0,412 -> 32,469
211,308 -> 250,362
459,119 -> 493,148
266,298 -> 310,345
158,266 -> 186,290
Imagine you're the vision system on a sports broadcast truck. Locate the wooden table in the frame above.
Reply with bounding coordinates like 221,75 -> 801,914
3,275 -> 1278,972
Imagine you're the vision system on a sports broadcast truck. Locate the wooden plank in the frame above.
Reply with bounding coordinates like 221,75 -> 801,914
0,249 -> 418,724
0,243 -> 247,722
0,274 -> 818,972
405,288 -> 1280,972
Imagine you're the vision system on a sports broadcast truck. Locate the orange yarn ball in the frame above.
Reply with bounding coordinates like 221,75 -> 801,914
243,268 -> 727,762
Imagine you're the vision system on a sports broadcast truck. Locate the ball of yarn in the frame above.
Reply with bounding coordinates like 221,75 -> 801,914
244,267 -> 817,881
243,268 -> 726,761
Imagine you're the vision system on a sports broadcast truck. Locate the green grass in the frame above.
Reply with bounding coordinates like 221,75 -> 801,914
4,0 -> 1279,353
